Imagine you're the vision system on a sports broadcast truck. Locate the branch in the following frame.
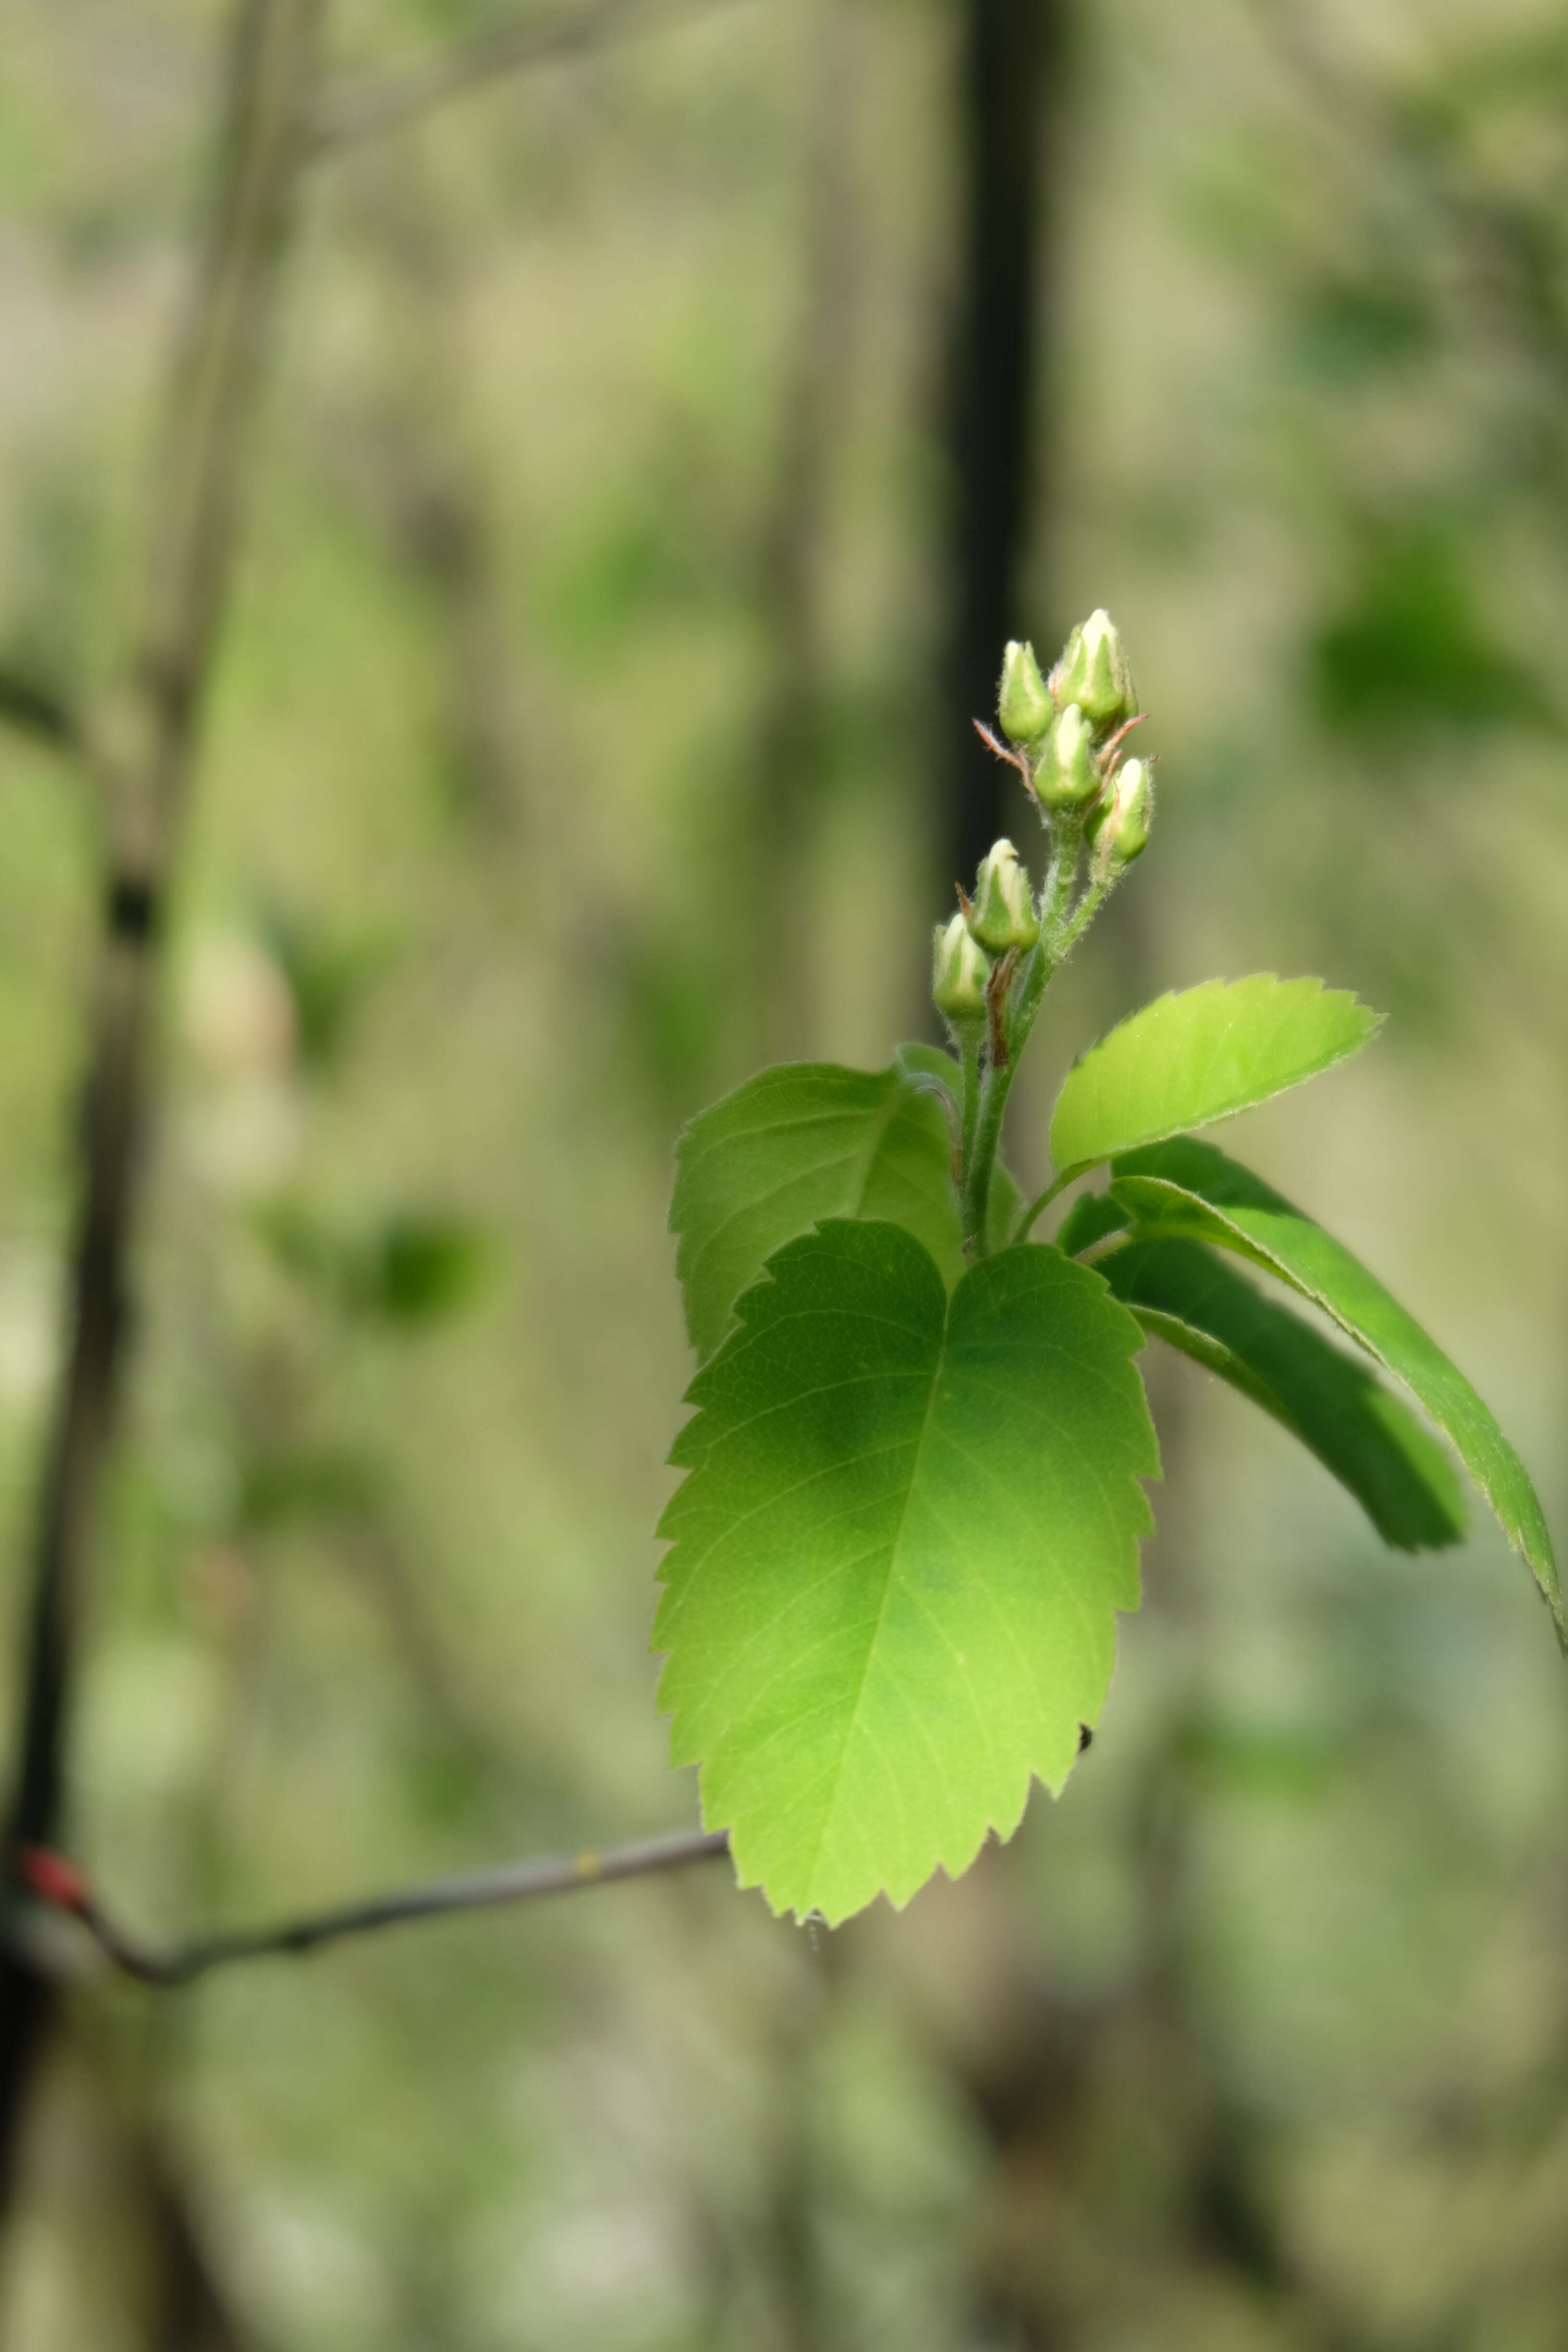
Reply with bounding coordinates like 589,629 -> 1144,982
308,0 -> 751,159
18,1827 -> 731,1985
0,0 -> 328,2207
0,665 -> 79,752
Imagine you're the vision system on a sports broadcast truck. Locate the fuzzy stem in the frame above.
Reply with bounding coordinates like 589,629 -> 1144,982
958,1032 -> 982,1193
1015,1166 -> 1075,1244
960,815 -> 1085,1256
1058,875 -> 1109,956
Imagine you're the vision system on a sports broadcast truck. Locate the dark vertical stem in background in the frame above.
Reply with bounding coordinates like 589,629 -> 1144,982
930,11 -> 1077,2330
929,12 -> 1292,2331
747,0 -> 858,1063
0,0 -> 325,2211
940,0 -> 1059,897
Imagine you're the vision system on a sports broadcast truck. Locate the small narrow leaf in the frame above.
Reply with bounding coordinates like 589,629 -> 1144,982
894,1044 -> 1022,1251
1106,1140 -> 1559,1624
893,1040 -> 961,1096
1050,976 -> 1382,1176
656,1221 -> 1159,1923
1100,1235 -> 1466,1551
1056,1190 -> 1132,1258
673,1059 -> 1015,1359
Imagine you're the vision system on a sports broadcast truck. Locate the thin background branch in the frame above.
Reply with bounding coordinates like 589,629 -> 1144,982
308,0 -> 754,158
0,0 -> 329,2210
0,665 -> 79,750
0,0 -> 757,2228
20,1827 -> 730,1986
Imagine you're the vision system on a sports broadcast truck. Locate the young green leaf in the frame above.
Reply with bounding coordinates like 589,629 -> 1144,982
1056,1189 -> 1134,1259
893,1040 -> 962,1096
673,1060 -> 1015,1360
1049,976 -> 1382,1177
656,1220 -> 1159,1924
1098,1234 -> 1465,1551
1106,1140 -> 1559,1624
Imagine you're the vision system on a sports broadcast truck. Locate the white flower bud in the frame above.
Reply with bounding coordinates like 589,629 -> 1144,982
1032,702 -> 1101,811
1053,608 -> 1137,727
967,840 -> 1040,954
997,640 -> 1054,747
1089,757 -> 1153,871
932,913 -> 992,1027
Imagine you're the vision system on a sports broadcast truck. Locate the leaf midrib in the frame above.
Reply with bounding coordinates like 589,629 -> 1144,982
788,1268 -> 1116,1904
797,1293 -> 950,1904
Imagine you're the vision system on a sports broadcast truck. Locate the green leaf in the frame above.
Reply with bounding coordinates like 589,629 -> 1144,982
1106,1140 -> 1559,1625
1056,1189 -> 1134,1258
672,1059 -> 1017,1360
1049,976 -> 1382,1176
1099,1234 -> 1466,1551
655,1221 -> 1159,1923
893,1040 -> 961,1095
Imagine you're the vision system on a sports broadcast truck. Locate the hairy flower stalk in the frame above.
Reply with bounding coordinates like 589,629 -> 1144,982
945,610 -> 1152,1256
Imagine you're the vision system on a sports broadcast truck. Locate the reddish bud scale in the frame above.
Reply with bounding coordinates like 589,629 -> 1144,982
19,1846 -> 91,1912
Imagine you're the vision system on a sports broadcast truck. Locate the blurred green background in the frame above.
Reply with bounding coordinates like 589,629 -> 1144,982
1,0 -> 1566,2345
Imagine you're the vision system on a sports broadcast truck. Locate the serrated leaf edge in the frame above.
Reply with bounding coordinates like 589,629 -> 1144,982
657,1226 -> 1161,1923
1051,974 -> 1384,1177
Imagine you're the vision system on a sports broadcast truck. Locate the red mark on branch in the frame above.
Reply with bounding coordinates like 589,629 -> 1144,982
18,1848 -> 90,1913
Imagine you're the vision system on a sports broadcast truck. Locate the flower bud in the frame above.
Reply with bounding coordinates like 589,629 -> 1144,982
1097,757 -> 1153,867
932,913 -> 992,1026
1032,701 -> 1101,812
967,839 -> 1040,954
1053,608 -> 1137,727
997,639 -> 1054,747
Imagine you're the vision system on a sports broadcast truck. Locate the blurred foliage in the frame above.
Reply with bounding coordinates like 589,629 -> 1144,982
0,0 -> 1565,2348
1311,518 -> 1558,737
258,1200 -> 491,1324
254,901 -> 404,1075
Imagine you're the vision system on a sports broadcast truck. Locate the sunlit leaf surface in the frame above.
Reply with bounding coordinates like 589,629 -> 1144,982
656,1221 -> 1159,1923
1050,976 -> 1381,1176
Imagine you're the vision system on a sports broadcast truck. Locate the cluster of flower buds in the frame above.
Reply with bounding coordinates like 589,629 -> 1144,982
995,609 -> 1153,871
935,614 -> 1152,1038
932,839 -> 1040,1036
